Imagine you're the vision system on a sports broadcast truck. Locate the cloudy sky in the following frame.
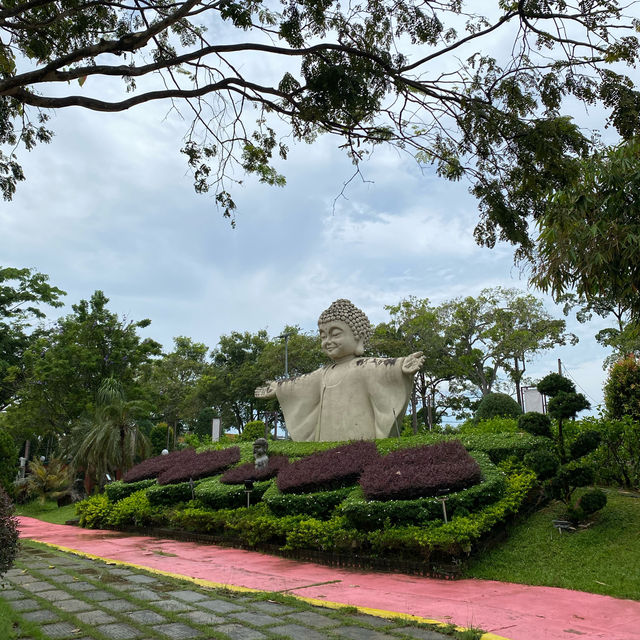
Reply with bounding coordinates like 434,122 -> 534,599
2,13 -> 627,418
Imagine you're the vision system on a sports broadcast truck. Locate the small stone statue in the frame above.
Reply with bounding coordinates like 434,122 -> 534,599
253,438 -> 269,470
255,299 -> 424,442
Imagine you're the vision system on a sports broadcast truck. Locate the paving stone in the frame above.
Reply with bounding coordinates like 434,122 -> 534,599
126,609 -> 167,624
105,569 -> 135,577
95,622 -> 142,639
4,568 -> 26,577
181,610 -> 225,625
37,589 -> 74,601
344,614 -> 395,628
151,599 -> 194,613
128,588 -> 164,601
65,582 -> 97,592
7,574 -> 40,585
75,609 -> 119,625
332,626 -> 398,640
21,580 -> 56,593
82,589 -> 118,601
268,624 -> 332,640
213,624 -> 266,640
151,622 -> 202,639
0,588 -> 23,600
56,599 -> 95,613
38,568 -> 67,577
197,599 -> 243,614
395,626 -> 451,640
39,621 -> 80,639
230,611 -> 280,627
249,601 -> 298,615
99,598 -> 140,613
165,590 -> 208,603
124,574 -> 158,584
108,583 -> 140,592
21,609 -> 60,623
284,610 -> 341,628
6,597 -> 40,611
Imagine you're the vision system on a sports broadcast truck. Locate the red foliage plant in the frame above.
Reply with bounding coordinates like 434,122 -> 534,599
157,447 -> 241,485
359,440 -> 482,501
123,448 -> 196,483
220,455 -> 290,485
277,441 -> 380,494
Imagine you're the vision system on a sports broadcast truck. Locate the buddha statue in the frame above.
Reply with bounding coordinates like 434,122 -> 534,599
255,299 -> 424,441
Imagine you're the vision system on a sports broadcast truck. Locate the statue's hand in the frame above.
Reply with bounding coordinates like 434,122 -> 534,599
255,381 -> 277,399
402,351 -> 425,374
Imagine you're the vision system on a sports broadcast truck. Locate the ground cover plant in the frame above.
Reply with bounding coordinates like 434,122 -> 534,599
157,447 -> 240,484
276,440 -> 380,493
360,440 -> 482,501
122,447 -> 196,482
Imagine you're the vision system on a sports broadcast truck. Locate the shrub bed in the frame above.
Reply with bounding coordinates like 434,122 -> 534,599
76,494 -> 113,529
194,476 -> 272,509
341,452 -> 504,529
105,478 -> 157,502
147,481 -> 199,506
157,447 -> 240,484
277,441 -> 379,493
360,440 -> 482,501
220,455 -> 289,484
107,490 -> 164,528
263,482 -> 354,519
123,448 -> 196,483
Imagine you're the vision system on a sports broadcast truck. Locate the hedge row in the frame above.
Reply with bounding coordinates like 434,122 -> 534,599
123,448 -> 195,483
158,447 -> 240,484
263,483 -> 354,519
194,476 -> 272,510
104,478 -> 157,502
340,452 -> 505,529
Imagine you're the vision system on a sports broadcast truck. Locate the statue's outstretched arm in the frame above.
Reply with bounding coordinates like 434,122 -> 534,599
401,351 -> 425,374
255,381 -> 277,399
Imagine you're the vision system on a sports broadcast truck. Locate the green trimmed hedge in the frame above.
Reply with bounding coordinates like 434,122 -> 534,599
263,483 -> 353,519
147,481 -> 200,506
194,476 -> 272,509
105,479 -> 157,503
340,452 -> 505,529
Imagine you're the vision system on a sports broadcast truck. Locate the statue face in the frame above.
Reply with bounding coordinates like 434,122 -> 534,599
318,320 -> 364,361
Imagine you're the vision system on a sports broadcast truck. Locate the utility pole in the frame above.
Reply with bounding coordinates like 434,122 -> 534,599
558,358 -> 562,375
277,332 -> 292,378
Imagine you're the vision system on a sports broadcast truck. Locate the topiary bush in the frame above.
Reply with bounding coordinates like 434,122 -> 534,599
458,416 -> 519,435
263,483 -> 353,519
105,478 -> 157,503
157,447 -> 240,485
195,476 -> 272,509
569,430 -> 601,460
277,441 -> 379,494
523,449 -> 559,481
605,355 -> 640,421
577,488 -> 608,516
474,393 -> 522,421
123,448 -> 195,483
518,412 -> 553,438
240,420 -> 266,442
359,440 -> 482,501
0,487 -> 19,577
107,490 -> 163,528
76,494 -> 113,529
147,481 -> 195,506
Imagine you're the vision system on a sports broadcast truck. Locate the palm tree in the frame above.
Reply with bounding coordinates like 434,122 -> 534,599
72,378 -> 150,486
25,458 -> 73,505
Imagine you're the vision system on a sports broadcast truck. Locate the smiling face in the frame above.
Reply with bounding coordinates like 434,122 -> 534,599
318,320 -> 364,362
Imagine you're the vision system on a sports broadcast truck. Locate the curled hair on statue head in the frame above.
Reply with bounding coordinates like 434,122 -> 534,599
318,299 -> 372,355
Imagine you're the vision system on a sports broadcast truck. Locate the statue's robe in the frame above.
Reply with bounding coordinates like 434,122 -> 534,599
274,357 -> 414,441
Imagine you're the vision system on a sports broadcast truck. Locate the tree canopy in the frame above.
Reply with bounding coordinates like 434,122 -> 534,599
2,0 -> 639,247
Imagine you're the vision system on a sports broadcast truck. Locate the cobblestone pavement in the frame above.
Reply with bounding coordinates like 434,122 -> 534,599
1,543 -> 459,640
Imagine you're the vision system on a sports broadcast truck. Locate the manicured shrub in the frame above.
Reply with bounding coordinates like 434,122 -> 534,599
195,476 -> 272,509
107,490 -> 162,528
474,393 -> 522,420
283,516 -> 363,552
220,455 -> 289,484
123,448 -> 196,483
240,420 -> 266,442
157,447 -> 240,485
604,356 -> 640,421
518,412 -> 553,438
76,494 -> 113,529
569,430 -> 601,459
458,416 -> 519,435
523,450 -> 559,481
0,487 -> 19,577
147,481 -> 195,506
577,488 -> 607,516
277,441 -> 379,494
537,373 -> 575,397
360,440 -> 481,501
263,482 -> 353,519
105,479 -> 157,502
342,452 -> 504,529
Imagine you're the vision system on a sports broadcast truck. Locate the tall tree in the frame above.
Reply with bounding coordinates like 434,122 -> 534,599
1,1 -> 638,246
0,266 -> 65,410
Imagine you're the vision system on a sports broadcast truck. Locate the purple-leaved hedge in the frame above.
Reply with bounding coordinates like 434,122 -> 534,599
220,455 -> 290,484
123,448 -> 196,483
157,447 -> 240,485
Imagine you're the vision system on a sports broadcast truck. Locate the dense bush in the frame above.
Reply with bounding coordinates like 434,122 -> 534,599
604,356 -> 640,421
360,440 -> 482,501
523,450 -> 559,481
147,481 -> 196,506
518,412 -> 553,438
277,441 -> 380,494
342,453 -> 504,529
157,447 -> 240,484
76,494 -> 113,529
569,430 -> 601,459
240,420 -> 266,442
123,448 -> 196,483
0,429 -> 17,496
263,482 -> 353,519
474,393 -> 522,420
149,423 -> 170,456
0,487 -> 19,577
107,490 -> 163,528
458,416 -> 519,435
105,478 -> 156,502
577,488 -> 608,516
220,455 -> 289,484
195,476 -> 272,509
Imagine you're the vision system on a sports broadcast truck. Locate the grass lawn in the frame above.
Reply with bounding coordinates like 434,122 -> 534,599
15,500 -> 77,525
464,488 -> 640,601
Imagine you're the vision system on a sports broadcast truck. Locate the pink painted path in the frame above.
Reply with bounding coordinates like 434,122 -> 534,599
17,516 -> 640,640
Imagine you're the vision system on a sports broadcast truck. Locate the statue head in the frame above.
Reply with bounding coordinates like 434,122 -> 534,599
253,437 -> 268,457
318,299 -> 372,359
